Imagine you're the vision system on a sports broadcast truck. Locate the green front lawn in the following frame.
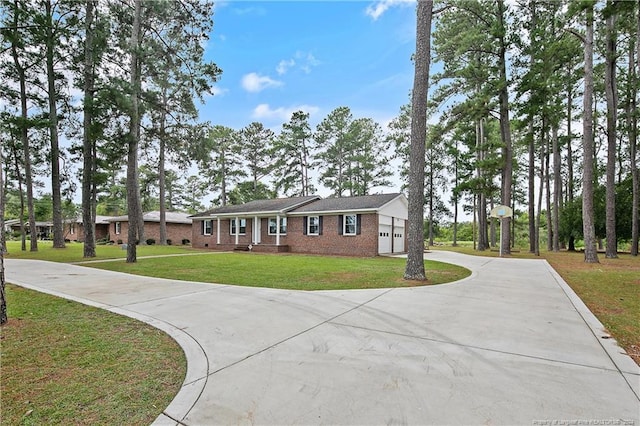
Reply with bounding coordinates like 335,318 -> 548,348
4,240 -> 204,263
88,252 -> 471,291
1,285 -> 186,425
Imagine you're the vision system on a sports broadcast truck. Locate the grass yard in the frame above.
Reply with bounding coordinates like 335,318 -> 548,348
1,285 -> 186,425
3,240 -> 204,264
87,252 -> 472,291
432,244 -> 640,365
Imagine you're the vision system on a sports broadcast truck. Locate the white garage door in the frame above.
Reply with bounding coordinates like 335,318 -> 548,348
378,224 -> 392,254
393,227 -> 405,253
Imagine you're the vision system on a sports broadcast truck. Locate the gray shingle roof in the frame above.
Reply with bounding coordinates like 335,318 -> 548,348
291,193 -> 403,214
108,211 -> 192,224
190,196 -> 320,218
72,215 -> 114,225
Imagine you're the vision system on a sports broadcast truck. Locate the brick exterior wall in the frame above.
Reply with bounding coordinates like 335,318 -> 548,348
110,221 -> 192,244
68,224 -> 110,242
287,214 -> 378,257
192,214 -> 380,257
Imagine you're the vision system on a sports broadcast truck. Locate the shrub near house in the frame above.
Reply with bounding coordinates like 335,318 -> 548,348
190,193 -> 408,256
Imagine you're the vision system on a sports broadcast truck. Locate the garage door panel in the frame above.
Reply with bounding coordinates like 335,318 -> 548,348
378,225 -> 392,254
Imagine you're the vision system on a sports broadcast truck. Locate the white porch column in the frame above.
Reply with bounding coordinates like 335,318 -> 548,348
254,216 -> 260,244
235,216 -> 239,245
216,218 -> 220,245
276,214 -> 281,246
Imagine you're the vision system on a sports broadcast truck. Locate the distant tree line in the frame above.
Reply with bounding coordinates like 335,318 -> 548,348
401,0 -> 638,264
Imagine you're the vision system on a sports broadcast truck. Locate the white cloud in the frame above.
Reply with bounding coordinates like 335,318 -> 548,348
276,52 -> 321,75
241,72 -> 283,93
365,0 -> 414,20
252,103 -> 320,122
297,52 -> 321,74
276,59 -> 296,75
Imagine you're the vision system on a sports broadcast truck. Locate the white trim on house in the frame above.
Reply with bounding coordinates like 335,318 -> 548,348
268,217 -> 287,235
307,216 -> 320,235
343,214 -> 357,236
203,219 -> 213,235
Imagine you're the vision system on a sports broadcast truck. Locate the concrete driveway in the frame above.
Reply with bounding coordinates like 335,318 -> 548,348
5,251 -> 639,425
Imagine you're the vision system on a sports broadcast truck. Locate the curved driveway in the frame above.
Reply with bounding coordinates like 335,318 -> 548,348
5,251 -> 639,425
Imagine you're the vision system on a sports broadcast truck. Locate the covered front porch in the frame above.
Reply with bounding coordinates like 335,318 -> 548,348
209,214 -> 289,248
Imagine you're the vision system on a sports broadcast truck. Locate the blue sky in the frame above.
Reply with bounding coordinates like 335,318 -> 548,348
199,0 -> 418,131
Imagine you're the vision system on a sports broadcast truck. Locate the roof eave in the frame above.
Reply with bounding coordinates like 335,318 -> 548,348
288,207 -> 379,216
191,196 -> 321,219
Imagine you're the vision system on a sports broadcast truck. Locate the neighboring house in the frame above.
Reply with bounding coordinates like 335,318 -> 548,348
64,215 -> 113,242
108,211 -> 193,244
190,193 -> 408,256
8,221 -> 53,239
3,219 -> 20,233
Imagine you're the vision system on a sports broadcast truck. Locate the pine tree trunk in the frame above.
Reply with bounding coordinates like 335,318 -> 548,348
528,120 -> 536,253
582,4 -> 600,263
528,3 -> 537,253
535,130 -> 545,257
497,0 -> 513,256
404,0 -> 433,281
45,0 -> 65,249
82,0 -> 96,258
479,192 -> 488,251
9,140 -> 26,251
10,2 -> 37,252
552,123 -> 561,252
476,119 -> 488,252
126,0 -> 142,263
545,134 -> 552,252
452,147 -> 459,247
604,2 -> 618,258
631,6 -> 639,256
0,147 -> 7,325
159,90 -> 168,245
566,74 -> 575,202
428,157 -> 434,246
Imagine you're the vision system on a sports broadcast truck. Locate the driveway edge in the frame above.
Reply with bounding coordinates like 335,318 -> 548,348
544,260 -> 640,400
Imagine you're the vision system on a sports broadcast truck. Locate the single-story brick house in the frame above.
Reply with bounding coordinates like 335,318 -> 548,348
190,193 -> 408,256
65,215 -> 112,242
7,220 -> 54,240
108,211 -> 192,244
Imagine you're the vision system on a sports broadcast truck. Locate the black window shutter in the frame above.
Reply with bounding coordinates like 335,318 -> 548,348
303,216 -> 308,235
356,214 -> 362,235
201,220 -> 205,235
338,215 -> 343,235
319,216 -> 323,235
